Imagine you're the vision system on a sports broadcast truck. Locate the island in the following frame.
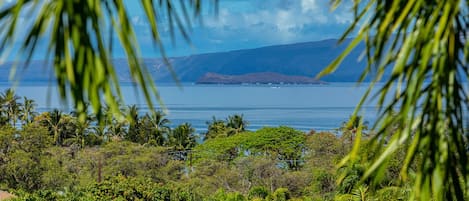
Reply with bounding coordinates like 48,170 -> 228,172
196,72 -> 325,84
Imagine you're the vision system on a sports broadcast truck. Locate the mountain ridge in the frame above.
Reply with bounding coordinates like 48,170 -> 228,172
0,38 -> 388,83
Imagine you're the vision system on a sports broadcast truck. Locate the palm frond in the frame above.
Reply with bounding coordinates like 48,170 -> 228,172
324,0 -> 469,200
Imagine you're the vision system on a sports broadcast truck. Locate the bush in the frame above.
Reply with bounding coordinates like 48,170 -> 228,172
271,188 -> 290,201
313,170 -> 336,194
210,189 -> 246,201
248,186 -> 270,200
85,175 -> 172,201
10,190 -> 93,201
226,192 -> 246,201
374,186 -> 410,201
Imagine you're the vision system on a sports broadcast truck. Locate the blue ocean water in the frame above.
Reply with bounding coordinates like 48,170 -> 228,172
0,82 -> 381,133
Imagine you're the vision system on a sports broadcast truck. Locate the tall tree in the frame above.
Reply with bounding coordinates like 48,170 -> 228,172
140,111 -> 170,145
107,118 -> 128,140
124,105 -> 141,143
204,116 -> 228,140
69,109 -> 94,148
105,104 -> 128,140
39,109 -> 75,146
98,103 -> 125,141
226,114 -> 248,136
169,123 -> 196,150
323,1 -> 469,200
20,97 -> 37,125
1,89 -> 22,127
47,110 -> 64,146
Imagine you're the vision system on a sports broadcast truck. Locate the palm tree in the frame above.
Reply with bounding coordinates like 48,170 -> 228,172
226,114 -> 248,136
8,101 -> 22,128
107,119 -> 128,140
48,109 -> 64,146
204,116 -> 228,140
40,109 -> 75,146
70,113 -> 93,148
140,111 -> 170,145
95,103 -> 121,141
92,126 -> 106,142
169,123 -> 196,150
66,104 -> 96,147
1,89 -> 22,127
19,97 -> 37,125
125,105 -> 142,143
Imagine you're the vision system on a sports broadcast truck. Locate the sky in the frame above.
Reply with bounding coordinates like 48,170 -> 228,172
0,0 -> 354,59
136,0 -> 354,57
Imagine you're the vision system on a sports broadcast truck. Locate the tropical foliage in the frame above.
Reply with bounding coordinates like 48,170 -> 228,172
205,114 -> 249,139
320,1 -> 469,200
0,91 -> 417,201
1,0 -> 467,200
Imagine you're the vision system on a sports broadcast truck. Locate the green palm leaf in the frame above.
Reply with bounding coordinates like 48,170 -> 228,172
325,0 -> 469,200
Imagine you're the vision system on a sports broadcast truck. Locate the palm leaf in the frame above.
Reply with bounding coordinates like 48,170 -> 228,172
324,0 -> 469,200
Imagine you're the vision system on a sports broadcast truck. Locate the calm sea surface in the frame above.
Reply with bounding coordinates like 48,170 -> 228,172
0,83 -> 381,133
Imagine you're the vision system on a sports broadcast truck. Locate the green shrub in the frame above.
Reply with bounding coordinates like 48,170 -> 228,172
209,189 -> 246,201
248,186 -> 270,200
85,175 -> 172,201
374,186 -> 410,201
313,170 -> 336,194
271,188 -> 290,201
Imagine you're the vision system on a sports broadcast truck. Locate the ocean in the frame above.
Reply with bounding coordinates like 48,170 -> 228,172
0,82 -> 381,133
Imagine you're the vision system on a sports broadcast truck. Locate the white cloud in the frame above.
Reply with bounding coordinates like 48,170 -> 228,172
132,15 -> 147,26
132,0 -> 354,56
301,0 -> 320,13
199,0 -> 351,43
334,12 -> 353,24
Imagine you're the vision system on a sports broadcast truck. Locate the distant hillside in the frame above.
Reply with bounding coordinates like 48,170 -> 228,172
196,72 -> 324,84
0,38 -> 388,83
165,38 -> 370,82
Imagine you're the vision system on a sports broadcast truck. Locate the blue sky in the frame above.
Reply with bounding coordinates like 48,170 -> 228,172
136,0 -> 354,57
0,0 -> 353,59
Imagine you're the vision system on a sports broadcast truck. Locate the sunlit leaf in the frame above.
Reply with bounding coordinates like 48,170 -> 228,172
324,0 -> 469,200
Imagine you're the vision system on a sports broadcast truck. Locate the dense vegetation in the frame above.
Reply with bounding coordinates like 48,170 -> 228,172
1,0 -> 468,200
0,89 -> 418,200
